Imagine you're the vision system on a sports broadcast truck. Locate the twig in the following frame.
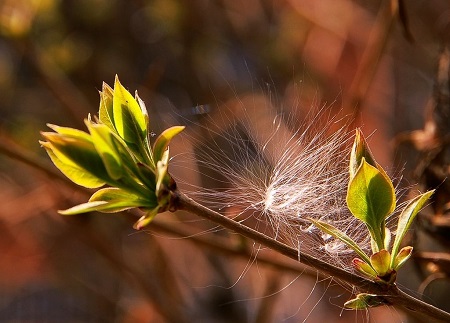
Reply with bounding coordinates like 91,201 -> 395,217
58,220 -> 186,323
0,135 -> 189,322
0,133 -> 83,191
0,135 -> 316,277
175,190 -> 450,322
2,134 -> 450,321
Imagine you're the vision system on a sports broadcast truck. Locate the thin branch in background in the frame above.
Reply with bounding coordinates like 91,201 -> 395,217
1,1 -> 449,322
398,0 -> 414,42
346,0 -> 399,122
2,128 -> 450,321
0,137 -> 183,321
11,39 -> 93,128
0,133 -> 313,277
0,132 -> 85,191
47,218 -> 182,322
414,252 -> 450,271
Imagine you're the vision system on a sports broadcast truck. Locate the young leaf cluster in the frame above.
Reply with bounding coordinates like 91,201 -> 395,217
40,76 -> 184,229
310,129 -> 434,307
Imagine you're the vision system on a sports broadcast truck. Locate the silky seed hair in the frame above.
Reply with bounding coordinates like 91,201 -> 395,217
171,93 -> 374,272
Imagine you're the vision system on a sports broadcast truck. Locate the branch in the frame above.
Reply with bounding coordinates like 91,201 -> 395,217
2,136 -> 450,321
0,135 -> 318,277
175,190 -> 450,322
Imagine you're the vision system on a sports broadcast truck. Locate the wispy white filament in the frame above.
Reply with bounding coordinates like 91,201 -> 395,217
173,94 -> 372,271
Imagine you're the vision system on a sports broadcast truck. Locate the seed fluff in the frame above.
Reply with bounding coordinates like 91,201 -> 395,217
172,94 -> 372,272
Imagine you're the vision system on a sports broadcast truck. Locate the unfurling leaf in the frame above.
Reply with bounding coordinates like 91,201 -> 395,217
310,219 -> 371,264
390,190 -> 434,265
41,142 -> 105,188
344,293 -> 387,309
41,76 -> 195,229
349,129 -> 377,179
384,227 -> 391,250
392,246 -> 413,270
370,249 -> 391,277
134,207 -> 159,230
353,258 -> 377,278
346,158 -> 396,251
153,125 -> 185,163
40,129 -> 112,186
59,188 -> 155,215
135,90 -> 149,128
156,147 -> 170,196
98,82 -> 115,132
86,120 -> 123,180
113,75 -> 148,144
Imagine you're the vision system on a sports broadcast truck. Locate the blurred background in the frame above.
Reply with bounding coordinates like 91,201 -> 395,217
0,0 -> 449,322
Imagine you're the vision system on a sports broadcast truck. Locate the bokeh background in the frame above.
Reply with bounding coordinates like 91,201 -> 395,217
0,0 -> 449,322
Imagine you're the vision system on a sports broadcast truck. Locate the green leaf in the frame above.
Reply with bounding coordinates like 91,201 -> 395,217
344,293 -> 386,309
91,180 -> 156,207
86,120 -> 123,180
153,125 -> 185,163
392,246 -> 413,269
59,188 -> 154,215
353,258 -> 377,278
384,227 -> 391,250
370,249 -> 391,277
98,82 -> 116,132
134,207 -> 159,230
46,124 -> 92,142
136,162 -> 157,191
390,190 -> 434,264
90,187 -> 152,206
349,129 -> 377,179
310,219 -> 371,264
41,142 -> 105,188
113,75 -> 147,144
59,201 -> 112,215
135,90 -> 149,128
155,147 -> 170,196
346,158 -> 396,251
41,132 -> 112,185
